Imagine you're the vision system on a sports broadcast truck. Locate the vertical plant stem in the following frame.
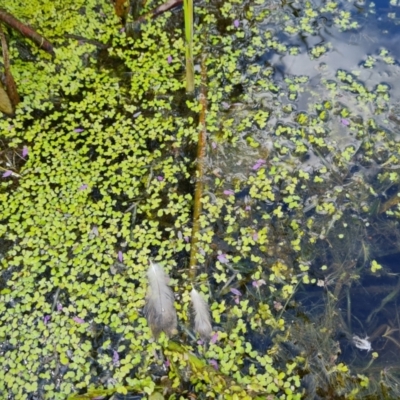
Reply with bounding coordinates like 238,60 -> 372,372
183,0 -> 194,93
189,54 -> 207,280
0,24 -> 20,110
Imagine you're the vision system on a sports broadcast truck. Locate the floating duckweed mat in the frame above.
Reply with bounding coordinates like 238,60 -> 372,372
2,0 -> 400,398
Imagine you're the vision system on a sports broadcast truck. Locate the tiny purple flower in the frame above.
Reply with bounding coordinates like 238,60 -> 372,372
184,236 -> 190,243
252,159 -> 266,170
2,170 -> 13,178
157,176 -> 164,181
120,27 -> 125,33
74,128 -> 84,133
167,55 -> 173,64
118,251 -> 123,263
57,303 -> 63,312
230,288 -> 242,296
22,146 -> 29,158
252,232 -> 259,241
112,350 -> 119,365
165,359 -> 171,368
223,189 -> 235,196
252,279 -> 266,288
217,253 -> 229,264
209,359 -> 219,370
211,141 -> 217,149
340,118 -> 350,126
221,102 -> 230,109
210,332 -> 219,344
231,288 -> 242,304
73,316 -> 85,324
43,315 -> 51,324
79,184 -> 88,191
245,205 -> 251,211
233,19 -> 240,28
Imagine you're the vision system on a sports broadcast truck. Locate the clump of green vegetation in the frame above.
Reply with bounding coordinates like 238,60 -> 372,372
1,0 -> 400,398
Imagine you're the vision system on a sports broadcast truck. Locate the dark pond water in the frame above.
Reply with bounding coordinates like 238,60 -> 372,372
211,0 -> 400,395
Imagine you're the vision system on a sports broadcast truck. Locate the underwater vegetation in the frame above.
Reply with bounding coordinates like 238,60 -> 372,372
2,0 -> 400,398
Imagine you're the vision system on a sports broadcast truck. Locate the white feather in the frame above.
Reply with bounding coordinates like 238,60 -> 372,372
190,288 -> 212,340
144,262 -> 177,338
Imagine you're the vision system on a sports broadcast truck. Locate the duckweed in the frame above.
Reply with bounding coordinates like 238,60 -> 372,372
1,0 -> 400,398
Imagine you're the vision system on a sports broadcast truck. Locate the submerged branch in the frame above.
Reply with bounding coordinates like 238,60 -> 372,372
189,54 -> 207,280
379,194 -> 400,214
0,8 -> 54,55
134,0 -> 183,23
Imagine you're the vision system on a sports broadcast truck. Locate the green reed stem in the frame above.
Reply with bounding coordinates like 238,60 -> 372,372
183,0 -> 194,93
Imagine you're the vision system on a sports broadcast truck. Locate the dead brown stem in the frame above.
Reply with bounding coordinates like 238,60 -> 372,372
189,54 -> 207,280
0,24 -> 20,111
113,0 -> 130,21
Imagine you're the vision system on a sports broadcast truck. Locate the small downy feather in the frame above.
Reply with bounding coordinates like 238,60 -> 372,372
144,262 -> 177,338
190,288 -> 212,340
